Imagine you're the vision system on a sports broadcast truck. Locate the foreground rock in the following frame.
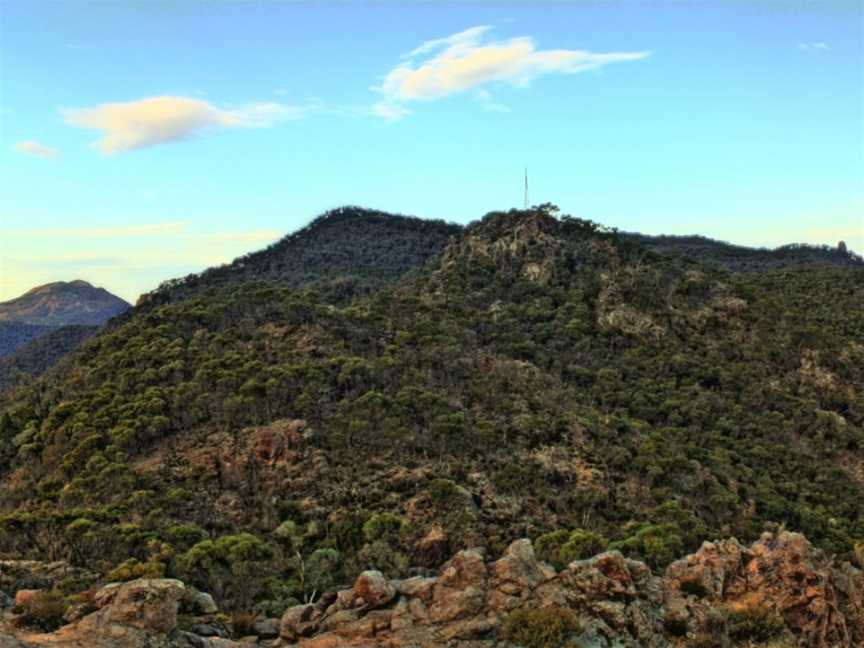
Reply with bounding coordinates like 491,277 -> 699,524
278,531 -> 862,648
1,531 -> 861,647
0,578 -> 250,648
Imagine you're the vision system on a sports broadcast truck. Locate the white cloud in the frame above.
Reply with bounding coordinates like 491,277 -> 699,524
15,222 -> 187,238
799,42 -> 829,51
374,26 -> 649,113
63,96 -> 305,154
13,141 -> 59,158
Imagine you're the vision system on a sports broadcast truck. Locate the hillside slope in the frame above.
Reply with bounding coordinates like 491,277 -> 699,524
0,325 -> 99,394
0,322 -> 55,357
0,206 -> 861,633
623,232 -> 863,272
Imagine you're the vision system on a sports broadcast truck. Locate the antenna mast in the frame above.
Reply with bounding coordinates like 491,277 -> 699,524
524,167 -> 528,210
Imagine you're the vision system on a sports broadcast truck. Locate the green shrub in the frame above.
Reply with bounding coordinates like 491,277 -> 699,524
55,574 -> 96,595
105,558 -> 165,582
535,528 -> 606,570
362,513 -> 407,544
427,479 -> 462,508
500,606 -> 581,648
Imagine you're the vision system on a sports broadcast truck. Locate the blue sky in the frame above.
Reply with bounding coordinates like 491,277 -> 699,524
1,1 -> 862,302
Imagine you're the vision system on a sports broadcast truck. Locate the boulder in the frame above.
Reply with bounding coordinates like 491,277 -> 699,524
96,578 -> 186,634
251,616 -> 280,638
352,571 -> 395,609
183,588 -> 218,615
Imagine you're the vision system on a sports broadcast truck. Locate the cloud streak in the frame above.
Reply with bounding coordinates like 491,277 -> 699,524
374,26 -> 649,117
63,96 -> 305,153
15,222 -> 187,238
13,141 -> 59,158
799,42 -> 829,51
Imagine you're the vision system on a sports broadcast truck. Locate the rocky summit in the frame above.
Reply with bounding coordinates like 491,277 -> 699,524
1,531 -> 861,647
0,280 -> 129,328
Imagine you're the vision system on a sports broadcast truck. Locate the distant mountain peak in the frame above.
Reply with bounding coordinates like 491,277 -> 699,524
0,280 -> 129,327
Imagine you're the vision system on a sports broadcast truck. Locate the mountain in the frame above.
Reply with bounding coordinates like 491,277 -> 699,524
0,280 -> 130,327
136,206 -> 462,309
0,206 -> 862,645
0,281 -> 129,389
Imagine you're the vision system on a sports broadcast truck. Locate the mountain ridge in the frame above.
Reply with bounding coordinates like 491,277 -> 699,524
0,206 -> 861,647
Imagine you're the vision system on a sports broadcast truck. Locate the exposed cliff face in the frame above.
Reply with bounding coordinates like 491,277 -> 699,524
2,531 -> 861,648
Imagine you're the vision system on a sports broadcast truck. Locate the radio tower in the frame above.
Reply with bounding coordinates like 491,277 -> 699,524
524,167 -> 528,210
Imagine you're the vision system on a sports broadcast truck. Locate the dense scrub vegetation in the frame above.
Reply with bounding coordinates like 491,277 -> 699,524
0,325 -> 98,394
0,206 -> 861,617
0,322 -> 55,357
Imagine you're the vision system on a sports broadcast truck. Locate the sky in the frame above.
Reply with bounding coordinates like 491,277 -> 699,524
1,1 -> 862,303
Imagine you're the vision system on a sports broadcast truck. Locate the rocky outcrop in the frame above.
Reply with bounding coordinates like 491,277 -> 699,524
664,531 -> 864,647
0,578 -> 250,648
279,539 -> 667,647
278,532 -> 862,648
1,531 -> 862,647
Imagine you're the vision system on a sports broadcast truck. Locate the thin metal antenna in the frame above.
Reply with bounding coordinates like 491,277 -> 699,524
524,167 -> 528,210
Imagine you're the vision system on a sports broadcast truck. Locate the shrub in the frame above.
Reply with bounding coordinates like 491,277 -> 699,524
427,479 -> 462,508
679,579 -> 709,598
726,598 -> 785,642
535,528 -> 606,570
362,513 -> 407,545
105,558 -> 165,582
500,607 -> 581,648
55,574 -> 96,595
663,614 -> 688,637
230,610 -> 260,638
15,591 -> 67,631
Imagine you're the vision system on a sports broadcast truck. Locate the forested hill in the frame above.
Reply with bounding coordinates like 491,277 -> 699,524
0,205 -> 861,620
622,232 -> 863,272
136,206 -> 462,309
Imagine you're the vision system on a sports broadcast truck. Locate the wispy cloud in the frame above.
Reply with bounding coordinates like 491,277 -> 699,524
372,102 -> 412,121
63,96 -> 306,154
799,42 -> 829,51
474,89 -> 510,113
373,26 -> 649,117
15,222 -> 187,238
13,141 -> 59,158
